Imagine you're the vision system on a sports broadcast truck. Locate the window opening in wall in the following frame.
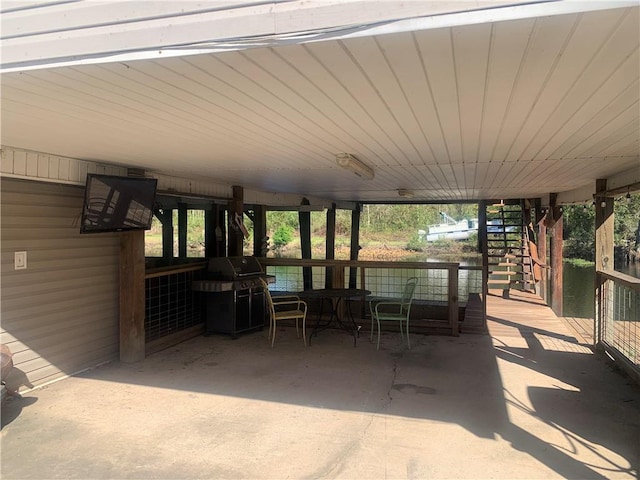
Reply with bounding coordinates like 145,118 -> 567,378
144,209 -> 207,258
183,209 -> 205,257
145,215 -> 163,257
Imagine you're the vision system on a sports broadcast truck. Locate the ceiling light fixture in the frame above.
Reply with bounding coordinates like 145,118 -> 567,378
397,189 -> 414,198
335,153 -> 375,180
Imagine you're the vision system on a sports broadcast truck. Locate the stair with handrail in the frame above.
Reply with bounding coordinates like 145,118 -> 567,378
486,201 -> 536,298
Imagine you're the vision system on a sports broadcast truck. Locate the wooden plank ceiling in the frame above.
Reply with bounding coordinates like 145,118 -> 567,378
1,2 -> 638,203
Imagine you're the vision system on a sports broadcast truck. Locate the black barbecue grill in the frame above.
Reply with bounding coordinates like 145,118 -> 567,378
193,256 -> 272,338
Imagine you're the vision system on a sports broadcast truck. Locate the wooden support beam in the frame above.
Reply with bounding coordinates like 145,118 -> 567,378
299,198 -> 312,290
536,202 -> 548,304
228,186 -> 244,257
204,207 -> 215,258
252,205 -> 267,257
595,179 -> 615,272
218,207 -> 227,257
594,179 -> 615,343
120,230 -> 146,362
478,200 -> 488,329
549,193 -> 563,316
155,209 -> 173,258
448,264 -> 459,336
178,202 -> 187,258
325,204 -> 336,289
349,204 -> 361,289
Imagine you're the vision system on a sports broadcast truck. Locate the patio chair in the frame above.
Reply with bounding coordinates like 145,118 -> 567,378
261,279 -> 308,347
369,277 -> 418,350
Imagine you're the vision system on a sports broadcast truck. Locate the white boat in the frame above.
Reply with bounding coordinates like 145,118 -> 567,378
418,213 -> 478,242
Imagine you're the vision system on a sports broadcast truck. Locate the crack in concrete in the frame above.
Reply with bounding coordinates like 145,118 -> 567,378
311,359 -> 401,480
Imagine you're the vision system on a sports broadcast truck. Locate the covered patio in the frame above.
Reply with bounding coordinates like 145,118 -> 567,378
2,293 -> 638,479
1,3 -> 639,476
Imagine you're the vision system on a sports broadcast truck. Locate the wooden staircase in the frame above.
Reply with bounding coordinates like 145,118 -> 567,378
485,201 -> 536,297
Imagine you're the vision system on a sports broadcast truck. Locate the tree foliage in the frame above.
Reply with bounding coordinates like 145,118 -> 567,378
271,225 -> 294,256
563,205 -> 596,261
149,196 -> 638,262
614,194 -> 640,250
562,193 -> 639,261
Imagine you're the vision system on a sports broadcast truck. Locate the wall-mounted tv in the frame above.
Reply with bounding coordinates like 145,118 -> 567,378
80,174 -> 158,234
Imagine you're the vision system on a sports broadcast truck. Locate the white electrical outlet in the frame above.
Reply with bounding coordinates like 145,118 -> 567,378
14,251 -> 27,270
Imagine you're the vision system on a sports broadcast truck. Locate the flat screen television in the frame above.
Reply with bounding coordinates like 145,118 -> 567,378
80,174 -> 158,234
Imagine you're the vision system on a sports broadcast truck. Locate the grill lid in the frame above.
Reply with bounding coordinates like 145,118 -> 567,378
207,256 -> 264,279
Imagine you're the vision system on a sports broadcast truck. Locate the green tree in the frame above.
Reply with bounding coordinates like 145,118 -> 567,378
563,205 -> 595,261
614,194 -> 640,251
271,225 -> 294,256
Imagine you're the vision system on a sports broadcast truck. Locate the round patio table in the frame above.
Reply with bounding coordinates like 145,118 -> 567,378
298,288 -> 370,346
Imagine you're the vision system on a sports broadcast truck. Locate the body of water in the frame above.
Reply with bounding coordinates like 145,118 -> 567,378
564,260 -> 639,318
272,253 -> 639,318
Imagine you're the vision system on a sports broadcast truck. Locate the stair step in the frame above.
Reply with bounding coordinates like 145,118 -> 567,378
490,271 -> 519,276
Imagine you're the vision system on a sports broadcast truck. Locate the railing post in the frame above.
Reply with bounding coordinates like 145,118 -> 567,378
595,271 -> 604,346
449,265 -> 459,336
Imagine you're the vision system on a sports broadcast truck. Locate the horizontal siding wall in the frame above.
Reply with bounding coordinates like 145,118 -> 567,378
1,177 -> 120,389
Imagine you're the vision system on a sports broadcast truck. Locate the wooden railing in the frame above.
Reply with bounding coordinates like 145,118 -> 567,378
140,257 -> 484,347
144,260 -> 207,353
596,269 -> 640,383
259,258 -> 480,337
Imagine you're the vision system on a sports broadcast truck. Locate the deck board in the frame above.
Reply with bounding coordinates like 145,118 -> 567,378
485,289 -> 593,354
463,288 -> 594,353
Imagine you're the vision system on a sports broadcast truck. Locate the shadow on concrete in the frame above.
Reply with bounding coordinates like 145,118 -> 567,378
1,324 -> 638,479
490,315 -> 639,478
1,395 -> 38,429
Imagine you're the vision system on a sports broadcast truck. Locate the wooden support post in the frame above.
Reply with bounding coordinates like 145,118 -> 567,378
178,202 -> 187,258
535,199 -> 548,303
548,193 -> 563,316
349,204 -> 361,289
299,198 -> 312,290
595,179 -> 614,343
120,230 -> 146,362
228,186 -> 244,257
478,200 -> 488,329
333,263 -> 346,289
218,207 -> 227,257
155,209 -> 173,258
449,264 -> 459,336
325,204 -> 336,289
204,207 -> 216,258
252,205 -> 267,257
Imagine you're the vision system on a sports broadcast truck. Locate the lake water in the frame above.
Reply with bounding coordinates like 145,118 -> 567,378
563,260 -> 639,318
400,255 -> 640,318
274,253 -> 638,318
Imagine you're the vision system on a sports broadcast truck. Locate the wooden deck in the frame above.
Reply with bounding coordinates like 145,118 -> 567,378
562,316 -> 595,344
463,289 -> 594,353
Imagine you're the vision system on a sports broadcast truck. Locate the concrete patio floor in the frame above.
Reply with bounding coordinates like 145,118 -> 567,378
2,297 -> 639,479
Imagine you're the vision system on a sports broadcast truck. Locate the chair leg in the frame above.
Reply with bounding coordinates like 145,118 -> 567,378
295,318 -> 300,338
268,315 -> 274,345
406,318 -> 411,349
376,316 -> 381,350
370,308 -> 375,342
271,318 -> 277,347
302,316 -> 307,347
